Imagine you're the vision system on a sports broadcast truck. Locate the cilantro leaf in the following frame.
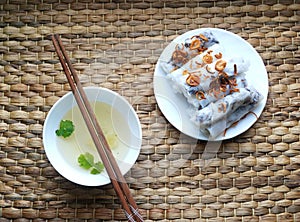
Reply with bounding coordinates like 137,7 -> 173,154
92,161 -> 104,174
90,168 -> 101,175
77,152 -> 104,175
55,120 -> 75,138
78,153 -> 93,169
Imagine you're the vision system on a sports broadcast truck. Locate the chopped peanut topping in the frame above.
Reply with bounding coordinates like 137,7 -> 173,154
186,74 -> 200,86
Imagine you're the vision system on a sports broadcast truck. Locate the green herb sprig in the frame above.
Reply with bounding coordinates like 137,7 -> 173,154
78,152 -> 104,175
55,120 -> 104,175
55,120 -> 75,138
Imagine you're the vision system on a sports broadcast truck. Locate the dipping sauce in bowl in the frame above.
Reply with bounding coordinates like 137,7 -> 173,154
43,86 -> 142,186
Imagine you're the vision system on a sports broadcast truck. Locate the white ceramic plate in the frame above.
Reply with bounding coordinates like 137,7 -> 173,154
154,28 -> 268,141
43,87 -> 142,186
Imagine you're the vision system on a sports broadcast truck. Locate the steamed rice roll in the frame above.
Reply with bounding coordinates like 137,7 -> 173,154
206,100 -> 261,138
160,31 -> 219,74
166,52 -> 250,109
191,86 -> 263,138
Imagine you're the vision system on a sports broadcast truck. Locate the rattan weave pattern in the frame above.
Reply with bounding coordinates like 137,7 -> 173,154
0,0 -> 299,221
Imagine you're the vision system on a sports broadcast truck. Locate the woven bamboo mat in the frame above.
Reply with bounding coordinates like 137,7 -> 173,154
0,0 -> 299,221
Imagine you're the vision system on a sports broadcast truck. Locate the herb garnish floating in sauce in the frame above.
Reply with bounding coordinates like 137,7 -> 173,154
55,120 -> 75,138
78,152 -> 104,175
55,119 -> 104,175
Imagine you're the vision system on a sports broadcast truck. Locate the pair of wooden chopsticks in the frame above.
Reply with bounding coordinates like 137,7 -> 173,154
51,34 -> 143,222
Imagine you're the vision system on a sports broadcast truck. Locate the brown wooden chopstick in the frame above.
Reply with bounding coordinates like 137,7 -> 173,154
51,34 -> 143,222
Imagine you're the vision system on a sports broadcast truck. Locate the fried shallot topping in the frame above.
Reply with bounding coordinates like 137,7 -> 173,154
171,44 -> 189,66
215,59 -> 227,72
205,65 -> 214,74
188,34 -> 209,53
171,32 -> 211,67
215,52 -> 222,59
229,77 -> 237,86
230,88 -> 240,93
190,39 -> 201,50
199,33 -> 208,42
202,52 -> 213,64
209,73 -> 240,98
234,64 -> 237,75
182,70 -> 189,75
186,74 -> 200,86
196,91 -> 206,100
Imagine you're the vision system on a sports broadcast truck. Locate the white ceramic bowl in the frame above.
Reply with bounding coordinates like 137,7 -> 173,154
43,86 -> 142,186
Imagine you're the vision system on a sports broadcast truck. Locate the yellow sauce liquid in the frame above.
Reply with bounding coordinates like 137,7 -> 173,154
56,101 -> 130,171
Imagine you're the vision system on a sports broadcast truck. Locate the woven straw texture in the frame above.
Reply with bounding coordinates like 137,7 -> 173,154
0,0 -> 299,221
